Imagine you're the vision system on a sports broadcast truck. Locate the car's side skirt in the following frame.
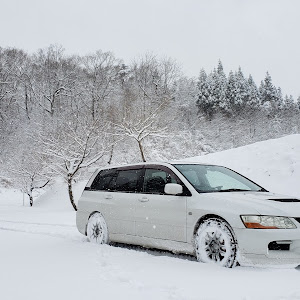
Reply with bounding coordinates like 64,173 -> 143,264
109,233 -> 195,255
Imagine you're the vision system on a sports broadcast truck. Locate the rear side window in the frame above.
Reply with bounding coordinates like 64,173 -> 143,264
113,169 -> 143,193
91,168 -> 143,193
91,169 -> 117,191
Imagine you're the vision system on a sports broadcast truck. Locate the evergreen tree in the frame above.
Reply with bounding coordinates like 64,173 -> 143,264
224,71 -> 236,114
206,69 -> 220,115
199,60 -> 228,117
196,69 -> 213,116
284,95 -> 295,111
215,60 -> 227,112
217,59 -> 223,74
246,74 -> 260,108
296,96 -> 300,110
225,67 -> 249,114
233,67 -> 248,112
276,87 -> 284,110
259,72 -> 279,110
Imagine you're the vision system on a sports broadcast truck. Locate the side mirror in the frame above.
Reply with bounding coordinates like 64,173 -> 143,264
164,183 -> 183,195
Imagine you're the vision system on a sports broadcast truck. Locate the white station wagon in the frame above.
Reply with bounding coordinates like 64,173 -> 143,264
76,162 -> 300,267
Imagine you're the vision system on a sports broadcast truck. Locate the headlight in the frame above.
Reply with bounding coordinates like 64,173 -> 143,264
241,215 -> 296,229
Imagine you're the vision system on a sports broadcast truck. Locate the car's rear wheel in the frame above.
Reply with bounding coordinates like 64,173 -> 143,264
195,218 -> 238,268
87,212 -> 108,244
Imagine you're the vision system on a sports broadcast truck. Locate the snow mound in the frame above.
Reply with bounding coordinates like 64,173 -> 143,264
35,179 -> 87,210
185,134 -> 300,198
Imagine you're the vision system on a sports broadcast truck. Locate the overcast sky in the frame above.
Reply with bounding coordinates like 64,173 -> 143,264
1,0 -> 299,98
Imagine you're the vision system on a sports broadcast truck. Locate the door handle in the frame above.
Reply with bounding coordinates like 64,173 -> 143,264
104,194 -> 113,199
138,197 -> 149,202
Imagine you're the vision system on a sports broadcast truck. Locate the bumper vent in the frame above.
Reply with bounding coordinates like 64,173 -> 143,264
268,241 -> 291,251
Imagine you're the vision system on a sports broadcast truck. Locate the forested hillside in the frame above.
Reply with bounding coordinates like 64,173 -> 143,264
0,45 -> 299,207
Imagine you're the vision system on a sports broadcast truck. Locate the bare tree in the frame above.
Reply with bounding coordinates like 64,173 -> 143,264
115,55 -> 179,161
0,47 -> 27,121
31,45 -> 82,117
116,103 -> 168,162
41,119 -> 112,211
10,154 -> 50,206
81,50 -> 122,120
14,53 -> 36,120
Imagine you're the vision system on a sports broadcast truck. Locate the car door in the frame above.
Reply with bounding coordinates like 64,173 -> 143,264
135,166 -> 187,242
91,167 -> 143,236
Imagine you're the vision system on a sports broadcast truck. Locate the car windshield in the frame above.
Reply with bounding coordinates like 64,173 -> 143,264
173,164 -> 264,193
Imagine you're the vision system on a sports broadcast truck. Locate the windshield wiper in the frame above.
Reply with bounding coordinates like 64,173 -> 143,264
257,188 -> 268,192
217,188 -> 251,192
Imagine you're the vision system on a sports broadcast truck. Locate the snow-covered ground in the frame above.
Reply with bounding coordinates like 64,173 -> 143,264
1,135 -> 300,300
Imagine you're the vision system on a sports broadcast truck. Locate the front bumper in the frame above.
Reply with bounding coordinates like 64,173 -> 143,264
234,227 -> 300,266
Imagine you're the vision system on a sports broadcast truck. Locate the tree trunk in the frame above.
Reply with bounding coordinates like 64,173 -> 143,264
28,193 -> 33,207
67,174 -> 77,211
91,94 -> 96,120
24,84 -> 30,120
107,144 -> 114,164
137,140 -> 146,162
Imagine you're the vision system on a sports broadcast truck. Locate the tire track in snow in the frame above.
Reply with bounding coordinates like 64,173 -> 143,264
0,219 -> 84,242
0,219 -> 75,227
0,219 -> 193,259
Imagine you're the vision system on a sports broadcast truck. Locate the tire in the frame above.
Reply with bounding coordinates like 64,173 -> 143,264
86,212 -> 109,244
194,218 -> 238,268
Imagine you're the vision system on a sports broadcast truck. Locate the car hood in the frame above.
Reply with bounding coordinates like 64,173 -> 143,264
204,191 -> 300,217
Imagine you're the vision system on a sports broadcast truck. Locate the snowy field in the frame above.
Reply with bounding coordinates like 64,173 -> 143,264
1,135 -> 300,300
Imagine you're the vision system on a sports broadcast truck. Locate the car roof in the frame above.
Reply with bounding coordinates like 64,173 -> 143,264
167,160 -> 215,165
96,161 -> 217,171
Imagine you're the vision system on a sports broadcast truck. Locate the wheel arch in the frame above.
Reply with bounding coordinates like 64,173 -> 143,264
193,214 -> 235,239
85,210 -> 101,236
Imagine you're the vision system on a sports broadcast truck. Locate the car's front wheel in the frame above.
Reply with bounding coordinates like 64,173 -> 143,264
195,218 -> 238,268
86,212 -> 108,244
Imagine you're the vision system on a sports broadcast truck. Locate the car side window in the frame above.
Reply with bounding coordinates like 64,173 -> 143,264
91,169 -> 117,190
143,168 -> 177,194
111,169 -> 143,193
